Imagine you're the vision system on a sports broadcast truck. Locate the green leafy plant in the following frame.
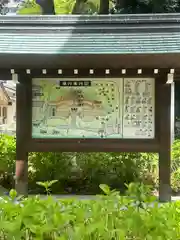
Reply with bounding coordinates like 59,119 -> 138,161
125,182 -> 157,209
0,134 -> 15,191
172,168 -> 180,192
9,189 -> 17,200
171,140 -> 180,193
99,183 -> 111,195
36,180 -> 58,195
0,184 -> 180,239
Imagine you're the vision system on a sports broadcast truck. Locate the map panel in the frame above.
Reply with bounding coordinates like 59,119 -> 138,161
122,78 -> 155,139
32,78 -> 123,138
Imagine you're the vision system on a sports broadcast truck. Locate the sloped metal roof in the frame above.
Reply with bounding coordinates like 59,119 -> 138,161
0,14 -> 180,55
0,32 -> 180,54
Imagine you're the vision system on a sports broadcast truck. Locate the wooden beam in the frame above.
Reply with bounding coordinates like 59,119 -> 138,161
0,70 -> 11,80
158,81 -> 174,202
0,68 -> 174,78
1,54 -> 180,69
14,68 -> 168,79
27,139 -> 159,153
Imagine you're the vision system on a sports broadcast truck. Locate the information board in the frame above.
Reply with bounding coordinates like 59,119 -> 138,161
123,78 -> 155,138
32,78 -> 123,139
32,78 -> 155,139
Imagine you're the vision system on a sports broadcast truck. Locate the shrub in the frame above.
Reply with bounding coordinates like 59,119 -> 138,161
28,152 -> 75,194
172,140 -> 180,169
171,168 -> 180,193
2,134 -> 180,194
75,152 -> 158,193
29,151 -> 158,194
0,134 -> 15,190
171,140 -> 180,193
0,185 -> 180,239
0,134 -> 159,194
0,134 -> 16,174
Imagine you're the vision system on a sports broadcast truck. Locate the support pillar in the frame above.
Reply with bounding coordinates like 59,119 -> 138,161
159,82 -> 174,202
15,80 -> 29,196
15,155 -> 28,196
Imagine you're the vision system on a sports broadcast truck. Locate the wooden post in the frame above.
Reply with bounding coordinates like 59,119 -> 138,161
159,82 -> 174,202
15,154 -> 28,196
15,79 -> 29,196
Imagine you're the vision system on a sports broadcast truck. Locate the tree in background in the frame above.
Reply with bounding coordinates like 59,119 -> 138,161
99,0 -> 109,14
0,0 -> 110,15
1,0 -> 180,15
38,0 -> 109,14
36,0 -> 55,14
112,0 -> 179,13
33,0 -> 180,15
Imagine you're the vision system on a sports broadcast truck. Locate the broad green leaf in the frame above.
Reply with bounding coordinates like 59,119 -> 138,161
99,184 -> 111,195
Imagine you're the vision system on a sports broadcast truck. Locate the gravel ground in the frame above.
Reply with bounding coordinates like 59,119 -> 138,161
29,194 -> 180,201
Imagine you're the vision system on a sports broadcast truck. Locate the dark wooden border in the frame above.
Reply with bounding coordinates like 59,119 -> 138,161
0,54 -> 180,69
17,74 -> 32,148
20,71 -> 162,153
18,68 -> 169,79
28,139 -> 159,152
158,77 -> 173,202
0,68 -> 171,80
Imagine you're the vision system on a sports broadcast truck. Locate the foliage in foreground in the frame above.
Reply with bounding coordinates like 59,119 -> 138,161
0,184 -> 180,239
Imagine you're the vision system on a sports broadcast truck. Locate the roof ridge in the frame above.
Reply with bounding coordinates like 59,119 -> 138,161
0,14 -> 180,26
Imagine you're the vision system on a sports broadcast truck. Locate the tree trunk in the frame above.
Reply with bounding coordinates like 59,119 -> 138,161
115,0 -> 125,9
36,0 -> 55,14
72,0 -> 87,14
99,0 -> 109,14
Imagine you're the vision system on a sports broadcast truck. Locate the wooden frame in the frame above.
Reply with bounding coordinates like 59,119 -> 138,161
8,67 -> 173,202
16,69 -> 162,153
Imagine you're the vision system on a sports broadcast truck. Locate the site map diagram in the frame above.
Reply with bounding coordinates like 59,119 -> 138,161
32,78 -> 123,138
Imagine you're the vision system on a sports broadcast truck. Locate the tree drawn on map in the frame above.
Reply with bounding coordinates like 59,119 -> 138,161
67,89 -> 84,130
40,82 -> 54,125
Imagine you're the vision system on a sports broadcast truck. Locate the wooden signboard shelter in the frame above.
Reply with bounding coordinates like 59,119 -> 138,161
0,13 -> 178,202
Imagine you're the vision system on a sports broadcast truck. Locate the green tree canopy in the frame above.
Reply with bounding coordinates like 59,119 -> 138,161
0,0 -> 110,15
112,0 -> 180,13
1,0 -> 180,17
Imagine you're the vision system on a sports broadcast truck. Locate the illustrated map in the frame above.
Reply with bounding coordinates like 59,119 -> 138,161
32,78 -> 155,139
32,78 -> 123,138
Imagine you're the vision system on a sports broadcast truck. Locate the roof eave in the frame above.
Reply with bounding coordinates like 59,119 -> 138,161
1,13 -> 180,26
0,53 -> 180,69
